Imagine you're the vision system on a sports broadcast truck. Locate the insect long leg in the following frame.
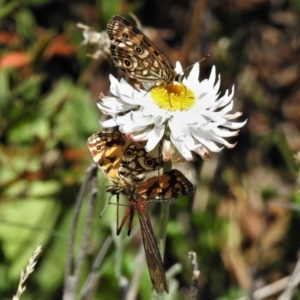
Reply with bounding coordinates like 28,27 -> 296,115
116,206 -> 131,235
116,194 -> 119,233
115,189 -> 136,236
127,206 -> 135,236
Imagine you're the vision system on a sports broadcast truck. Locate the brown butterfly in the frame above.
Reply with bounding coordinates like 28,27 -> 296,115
106,15 -> 181,85
87,131 -> 194,200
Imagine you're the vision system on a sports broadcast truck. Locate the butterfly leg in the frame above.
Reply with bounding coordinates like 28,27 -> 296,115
127,205 -> 135,236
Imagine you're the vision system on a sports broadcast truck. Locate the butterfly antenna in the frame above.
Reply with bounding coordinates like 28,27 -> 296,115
128,13 -> 141,29
177,54 -> 210,77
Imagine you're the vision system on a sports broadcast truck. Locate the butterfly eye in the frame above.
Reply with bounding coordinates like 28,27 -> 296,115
96,145 -> 101,150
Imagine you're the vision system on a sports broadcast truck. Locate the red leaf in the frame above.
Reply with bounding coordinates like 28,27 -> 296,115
0,52 -> 30,69
0,31 -> 16,45
45,34 -> 75,58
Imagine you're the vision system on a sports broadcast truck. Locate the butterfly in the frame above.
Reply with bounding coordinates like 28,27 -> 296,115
106,15 -> 182,85
87,131 -> 194,200
87,130 -> 194,295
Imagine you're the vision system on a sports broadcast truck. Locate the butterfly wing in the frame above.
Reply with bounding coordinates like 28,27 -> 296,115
119,140 -> 164,185
87,131 -> 164,187
136,169 -> 194,201
87,131 -> 125,184
107,15 -> 176,84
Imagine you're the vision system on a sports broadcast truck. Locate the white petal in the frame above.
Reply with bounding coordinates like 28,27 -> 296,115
191,128 -> 226,152
170,135 -> 194,161
145,125 -> 165,151
211,127 -> 239,137
174,61 -> 183,74
130,129 -> 152,141
168,118 -> 187,139
225,112 -> 243,120
221,119 -> 248,129
101,118 -> 117,128
185,63 -> 200,88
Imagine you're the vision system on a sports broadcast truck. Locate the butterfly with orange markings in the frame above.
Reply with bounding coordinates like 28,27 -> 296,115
87,130 -> 194,295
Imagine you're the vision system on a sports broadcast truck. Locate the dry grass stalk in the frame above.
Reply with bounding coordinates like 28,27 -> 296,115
12,244 -> 42,300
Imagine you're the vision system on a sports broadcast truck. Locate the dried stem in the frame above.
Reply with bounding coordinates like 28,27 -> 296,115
235,276 -> 289,300
278,256 -> 300,300
80,235 -> 113,299
63,164 -> 98,300
125,243 -> 145,300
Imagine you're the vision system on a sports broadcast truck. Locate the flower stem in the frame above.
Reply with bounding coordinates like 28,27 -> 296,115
150,162 -> 172,299
157,201 -> 170,261
158,160 -> 172,260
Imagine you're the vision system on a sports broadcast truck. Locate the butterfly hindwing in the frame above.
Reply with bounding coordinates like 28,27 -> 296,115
135,169 -> 194,201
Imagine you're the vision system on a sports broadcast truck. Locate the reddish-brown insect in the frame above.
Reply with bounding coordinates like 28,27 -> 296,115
117,187 -> 169,295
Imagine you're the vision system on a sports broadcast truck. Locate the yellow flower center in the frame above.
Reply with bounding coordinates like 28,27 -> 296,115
150,82 -> 196,111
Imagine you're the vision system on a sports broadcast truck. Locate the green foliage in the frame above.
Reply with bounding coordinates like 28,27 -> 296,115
1,0 -> 300,299
0,1 -> 19,20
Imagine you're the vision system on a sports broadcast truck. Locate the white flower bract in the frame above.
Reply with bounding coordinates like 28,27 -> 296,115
98,62 -> 246,161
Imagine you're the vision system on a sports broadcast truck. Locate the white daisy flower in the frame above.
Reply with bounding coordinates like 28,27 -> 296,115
98,62 -> 247,162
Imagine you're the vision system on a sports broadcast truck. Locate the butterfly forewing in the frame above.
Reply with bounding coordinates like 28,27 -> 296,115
87,131 -> 125,184
87,131 -> 164,186
107,15 -> 177,84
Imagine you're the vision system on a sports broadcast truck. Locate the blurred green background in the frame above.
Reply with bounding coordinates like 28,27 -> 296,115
1,0 -> 300,299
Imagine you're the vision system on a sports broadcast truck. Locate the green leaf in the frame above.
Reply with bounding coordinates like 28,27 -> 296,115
15,9 -> 36,40
34,207 -> 71,291
0,70 -> 11,112
13,75 -> 44,102
0,1 -> 19,19
0,198 -> 62,281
